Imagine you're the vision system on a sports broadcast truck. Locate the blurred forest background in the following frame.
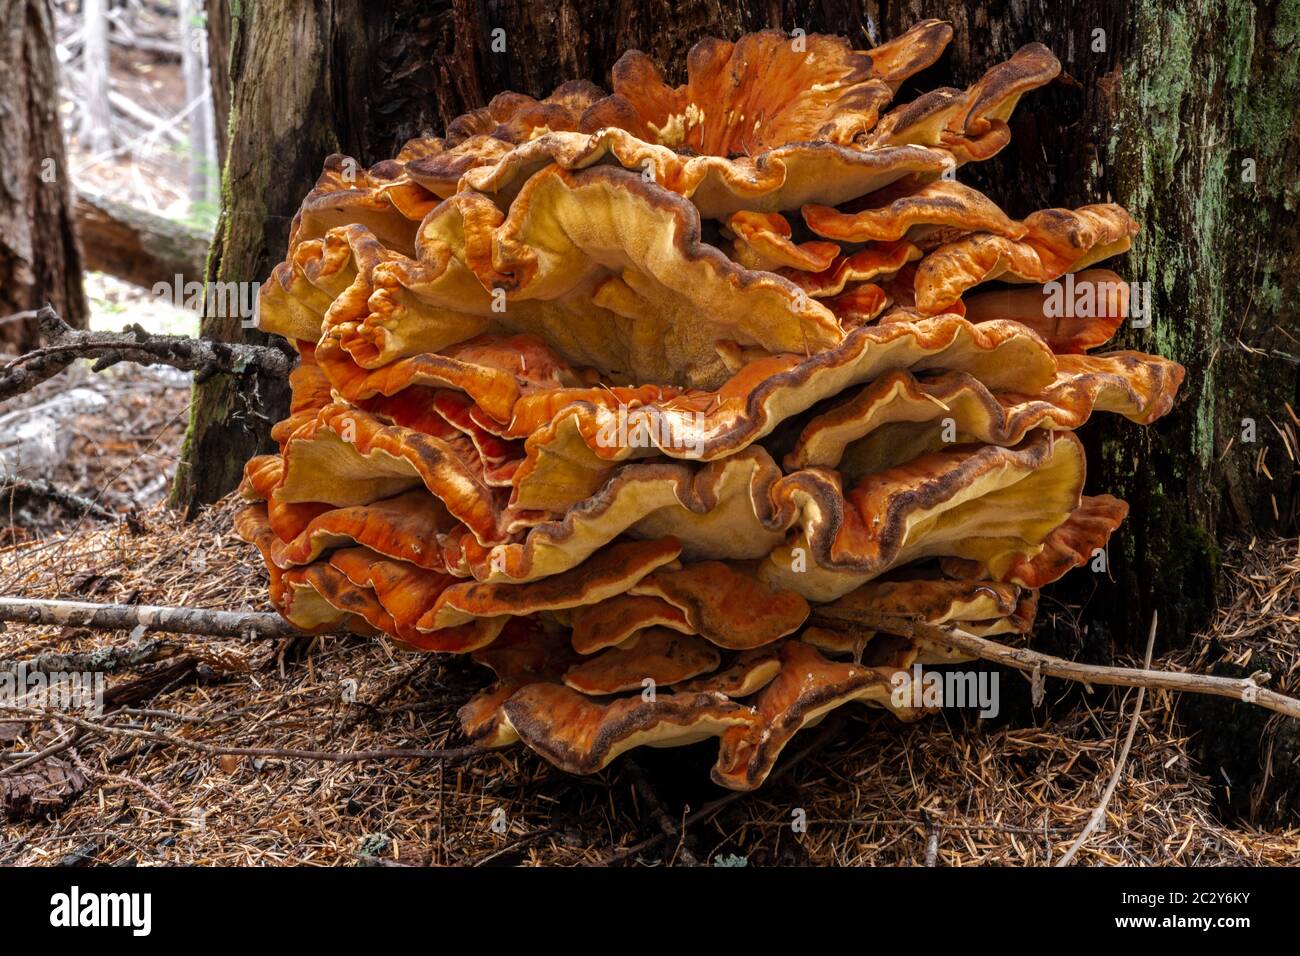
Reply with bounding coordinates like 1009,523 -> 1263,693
1,0 -> 213,528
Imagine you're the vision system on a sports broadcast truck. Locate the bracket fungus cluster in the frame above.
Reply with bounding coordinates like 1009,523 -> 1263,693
238,21 -> 1183,790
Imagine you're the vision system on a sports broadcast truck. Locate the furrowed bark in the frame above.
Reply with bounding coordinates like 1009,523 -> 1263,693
0,0 -> 89,351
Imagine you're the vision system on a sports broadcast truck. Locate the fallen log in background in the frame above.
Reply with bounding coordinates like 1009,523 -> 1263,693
74,189 -> 210,290
0,389 -> 107,478
0,476 -> 117,520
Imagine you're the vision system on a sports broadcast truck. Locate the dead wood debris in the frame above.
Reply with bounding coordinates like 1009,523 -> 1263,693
2,337 -> 190,541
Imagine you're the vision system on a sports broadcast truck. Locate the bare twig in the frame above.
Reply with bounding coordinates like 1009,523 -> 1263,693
0,306 -> 289,403
61,731 -> 178,817
471,827 -> 559,867
0,728 -> 82,778
96,772 -> 179,816
810,609 -> 1300,721
0,476 -> 118,522
923,810 -> 940,866
1056,613 -> 1159,866
107,89 -> 185,144
0,596 -> 301,639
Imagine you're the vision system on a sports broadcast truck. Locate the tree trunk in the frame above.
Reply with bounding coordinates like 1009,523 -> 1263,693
176,0 -> 1298,649
180,0 -> 218,206
204,0 -> 231,167
80,0 -> 113,155
174,0 -> 870,511
1111,0 -> 1299,640
0,0 -> 89,351
171,0 -> 371,511
860,0 -> 1299,646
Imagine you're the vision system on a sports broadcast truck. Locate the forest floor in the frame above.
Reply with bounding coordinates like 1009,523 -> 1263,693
1,362 -> 190,540
2,485 -> 1298,865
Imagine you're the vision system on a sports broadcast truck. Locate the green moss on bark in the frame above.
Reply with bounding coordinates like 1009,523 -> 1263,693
1091,0 -> 1299,646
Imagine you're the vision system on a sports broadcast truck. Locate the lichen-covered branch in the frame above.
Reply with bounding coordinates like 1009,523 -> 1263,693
0,306 -> 292,403
0,596 -> 300,639
2,640 -> 175,676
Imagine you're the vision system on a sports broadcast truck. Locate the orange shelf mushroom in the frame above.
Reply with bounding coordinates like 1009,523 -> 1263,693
238,21 -> 1183,790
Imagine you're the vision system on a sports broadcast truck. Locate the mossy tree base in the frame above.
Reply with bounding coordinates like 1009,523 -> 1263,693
869,1 -> 1297,648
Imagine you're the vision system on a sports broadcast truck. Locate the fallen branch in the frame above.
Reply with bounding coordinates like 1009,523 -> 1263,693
0,728 -> 81,777
1056,613 -> 1158,866
108,89 -> 185,144
0,306 -> 291,403
810,609 -> 1300,721
0,476 -> 118,522
2,639 -> 175,676
0,596 -> 301,639
109,28 -> 182,60
0,311 -> 39,329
